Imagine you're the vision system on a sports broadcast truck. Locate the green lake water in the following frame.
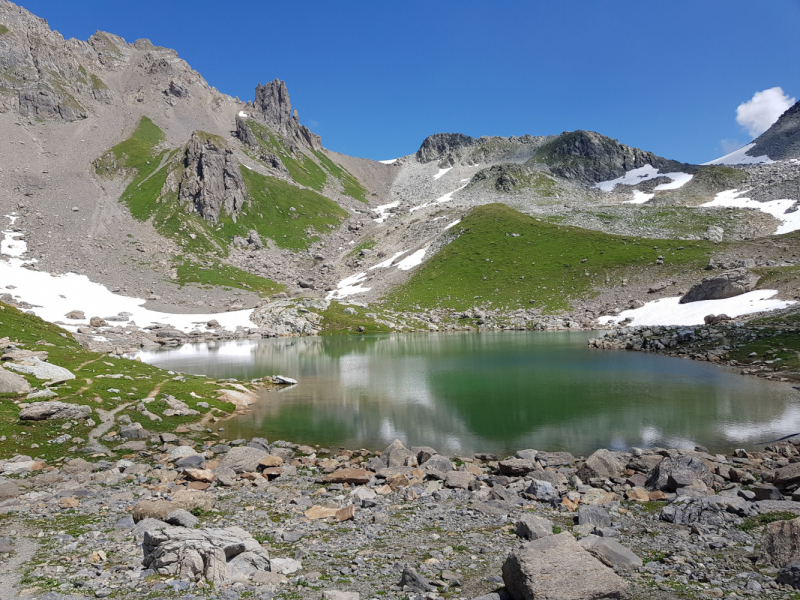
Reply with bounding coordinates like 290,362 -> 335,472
136,331 -> 800,457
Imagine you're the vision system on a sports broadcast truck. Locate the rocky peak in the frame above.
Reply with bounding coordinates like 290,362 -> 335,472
749,100 -> 800,161
177,132 -> 246,224
534,130 -> 688,184
416,133 -> 477,167
251,78 -> 321,150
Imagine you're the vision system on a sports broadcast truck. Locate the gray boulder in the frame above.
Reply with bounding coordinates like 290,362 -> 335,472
525,479 -> 558,503
578,506 -> 611,529
422,454 -> 453,473
579,535 -> 643,569
499,458 -> 538,476
19,401 -> 91,421
398,567 -> 434,592
119,423 -> 149,439
763,518 -> 800,568
515,515 -> 553,541
165,509 -> 200,528
142,526 -> 270,584
659,497 -> 727,527
0,366 -> 32,393
679,268 -> 759,304
502,532 -> 630,600
646,455 -> 714,492
577,449 -> 624,481
382,439 -> 417,468
777,563 -> 800,590
217,446 -> 268,473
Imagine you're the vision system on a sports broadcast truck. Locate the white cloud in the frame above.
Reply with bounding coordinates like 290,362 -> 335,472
736,87 -> 796,138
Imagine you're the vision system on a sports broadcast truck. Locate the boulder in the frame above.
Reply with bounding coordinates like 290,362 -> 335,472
119,423 -> 149,439
444,471 -> 474,490
579,535 -> 643,569
165,509 -> 200,528
777,563 -> 800,590
132,490 -> 215,523
323,468 -> 371,485
659,497 -> 727,527
578,506 -> 611,529
382,439 -> 417,468
398,567 -> 435,592
679,268 -> 759,304
19,401 -> 90,421
763,518 -> 800,568
498,458 -> 538,476
502,532 -> 630,600
775,463 -> 800,487
216,446 -> 268,473
142,526 -> 269,584
577,449 -> 624,481
646,455 -> 714,492
0,366 -> 32,394
515,515 -> 553,541
525,479 -> 558,502
422,454 -> 453,472
65,310 -> 85,319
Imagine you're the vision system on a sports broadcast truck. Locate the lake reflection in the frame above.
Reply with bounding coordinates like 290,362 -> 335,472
136,331 -> 800,456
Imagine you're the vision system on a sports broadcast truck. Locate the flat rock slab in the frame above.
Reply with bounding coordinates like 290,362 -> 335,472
579,535 -> 643,569
0,365 -> 32,393
5,357 -> 75,382
132,490 -> 215,522
323,468 -> 371,485
216,446 -> 268,473
502,532 -> 630,600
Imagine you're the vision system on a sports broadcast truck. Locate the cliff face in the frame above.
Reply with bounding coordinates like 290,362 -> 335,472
251,79 -> 321,150
177,132 -> 246,224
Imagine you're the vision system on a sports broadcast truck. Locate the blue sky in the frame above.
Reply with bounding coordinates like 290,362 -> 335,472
18,0 -> 800,163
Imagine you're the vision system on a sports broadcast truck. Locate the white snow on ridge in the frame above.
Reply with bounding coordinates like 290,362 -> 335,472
700,189 -> 800,234
598,290 -> 793,327
434,167 -> 452,180
624,191 -> 655,205
595,164 -> 693,192
378,158 -> 398,164
410,182 -> 469,213
327,272 -> 371,300
238,111 -> 248,118
369,251 -> 408,270
373,201 -> 399,224
443,219 -> 461,231
703,143 -> 773,166
396,247 -> 429,271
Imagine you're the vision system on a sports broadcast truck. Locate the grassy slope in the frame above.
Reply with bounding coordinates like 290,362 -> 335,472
248,121 -> 367,202
385,203 -> 716,313
0,302 -> 237,461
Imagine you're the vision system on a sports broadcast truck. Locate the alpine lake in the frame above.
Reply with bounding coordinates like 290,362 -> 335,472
135,331 -> 800,457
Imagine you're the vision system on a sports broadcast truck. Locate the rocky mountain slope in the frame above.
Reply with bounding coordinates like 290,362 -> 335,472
1,0 -> 799,340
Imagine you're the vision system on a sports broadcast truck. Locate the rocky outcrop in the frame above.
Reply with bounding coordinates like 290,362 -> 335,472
679,268 -> 759,304
763,518 -> 800,568
534,130 -> 690,185
235,115 -> 289,176
177,132 -> 246,224
250,298 -> 329,336
416,133 -> 477,167
142,526 -> 270,584
251,79 -> 321,150
749,99 -> 800,161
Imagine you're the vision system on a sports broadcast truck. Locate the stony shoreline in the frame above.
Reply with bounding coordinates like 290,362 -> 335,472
4,432 -> 800,600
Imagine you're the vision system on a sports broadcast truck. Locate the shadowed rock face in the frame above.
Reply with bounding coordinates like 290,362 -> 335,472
178,132 -> 246,224
252,79 -> 321,150
416,133 -> 478,167
679,268 -> 759,304
749,100 -> 800,161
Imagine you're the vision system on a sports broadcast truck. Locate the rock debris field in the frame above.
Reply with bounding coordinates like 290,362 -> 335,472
3,435 -> 800,600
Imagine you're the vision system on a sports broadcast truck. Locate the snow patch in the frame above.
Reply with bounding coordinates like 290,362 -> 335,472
373,201 -> 399,224
326,272 -> 371,300
238,111 -> 248,118
703,143 -> 773,166
369,251 -> 408,270
624,191 -> 655,205
410,182 -> 469,213
378,158 -> 398,165
0,215 -> 256,333
396,247 -> 428,271
434,167 -> 452,180
598,290 -> 793,327
595,164 -> 693,192
700,189 -> 800,234
443,219 -> 461,231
